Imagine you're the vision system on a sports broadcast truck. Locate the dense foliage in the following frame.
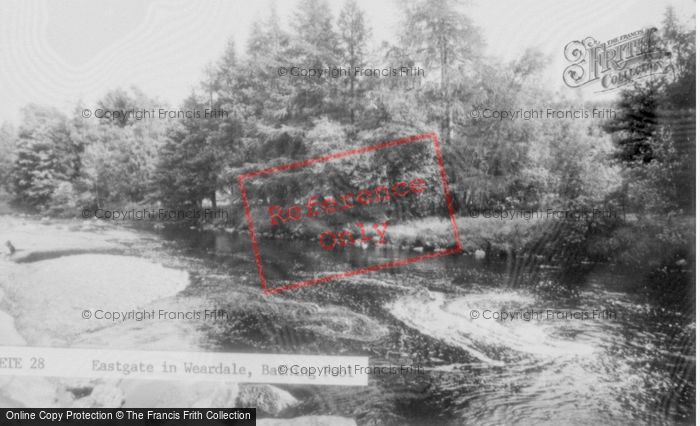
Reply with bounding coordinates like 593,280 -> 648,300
0,3 -> 694,297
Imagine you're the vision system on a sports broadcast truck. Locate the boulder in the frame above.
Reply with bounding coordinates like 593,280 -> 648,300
71,396 -> 96,408
90,384 -> 125,407
120,380 -> 238,408
67,384 -> 124,408
237,384 -> 299,416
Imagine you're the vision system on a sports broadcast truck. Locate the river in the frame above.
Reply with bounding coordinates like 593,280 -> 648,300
148,226 -> 694,425
2,218 -> 693,424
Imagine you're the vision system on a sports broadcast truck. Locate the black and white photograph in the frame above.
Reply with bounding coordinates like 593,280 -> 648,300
0,0 -> 696,424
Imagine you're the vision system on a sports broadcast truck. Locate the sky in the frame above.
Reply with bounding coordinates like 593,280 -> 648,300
0,0 -> 695,125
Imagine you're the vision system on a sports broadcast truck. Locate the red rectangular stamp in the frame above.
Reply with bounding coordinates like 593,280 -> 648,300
238,132 -> 463,295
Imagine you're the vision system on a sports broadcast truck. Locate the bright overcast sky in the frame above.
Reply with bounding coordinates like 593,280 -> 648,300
0,0 -> 694,124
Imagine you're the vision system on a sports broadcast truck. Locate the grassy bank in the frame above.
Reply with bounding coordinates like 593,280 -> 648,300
389,216 -> 540,255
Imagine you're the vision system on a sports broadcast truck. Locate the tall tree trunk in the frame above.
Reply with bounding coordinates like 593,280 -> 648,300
440,33 -> 451,145
350,75 -> 355,125
349,42 -> 356,125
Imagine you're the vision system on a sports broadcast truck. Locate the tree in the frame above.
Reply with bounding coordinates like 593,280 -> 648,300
338,0 -> 371,125
603,7 -> 695,213
10,105 -> 81,209
241,3 -> 292,122
603,80 -> 662,164
152,95 -> 235,208
73,89 -> 164,206
0,122 -> 17,191
97,87 -> 157,128
288,0 -> 341,118
448,49 -> 546,211
661,7 -> 696,108
12,138 -> 58,208
401,0 -> 482,145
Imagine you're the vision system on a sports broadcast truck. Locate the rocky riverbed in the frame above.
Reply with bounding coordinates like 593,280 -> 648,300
0,215 -> 355,425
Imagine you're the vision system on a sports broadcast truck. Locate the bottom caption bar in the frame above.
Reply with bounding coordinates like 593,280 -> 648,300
2,408 -> 256,424
0,346 -> 368,386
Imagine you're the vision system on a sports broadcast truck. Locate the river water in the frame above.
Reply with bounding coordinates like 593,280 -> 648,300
30,222 -> 687,425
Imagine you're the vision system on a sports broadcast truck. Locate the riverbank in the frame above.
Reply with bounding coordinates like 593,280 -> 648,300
45,199 -> 695,269
236,207 -> 543,258
0,214 -> 357,424
31,190 -> 686,265
0,215 -> 193,407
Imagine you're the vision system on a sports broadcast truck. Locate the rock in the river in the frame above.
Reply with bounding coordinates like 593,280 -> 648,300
71,396 -> 97,408
237,384 -> 299,416
90,384 -> 125,407
191,384 -> 240,408
474,249 -> 486,260
119,380 -> 238,408
68,384 -> 124,408
257,416 -> 356,426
